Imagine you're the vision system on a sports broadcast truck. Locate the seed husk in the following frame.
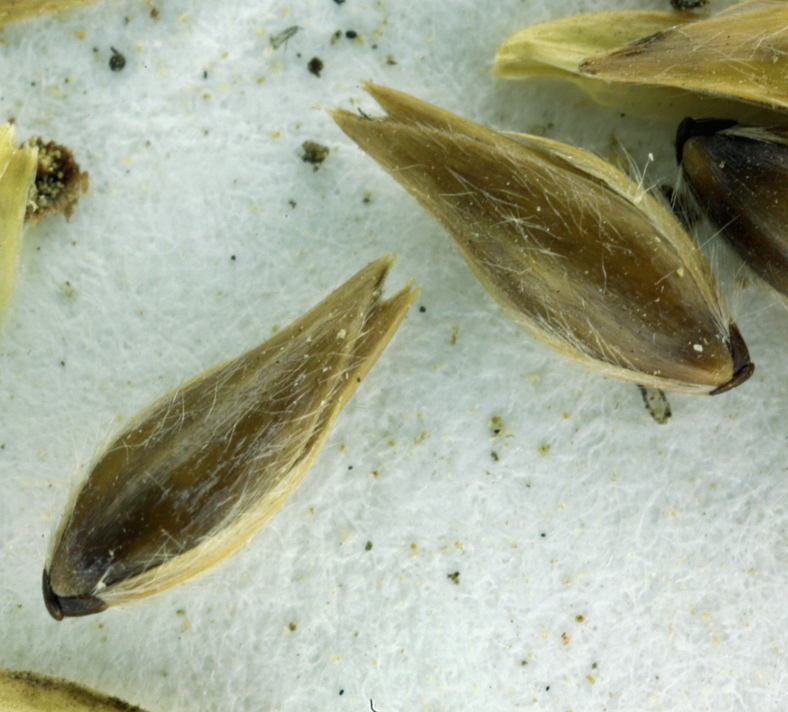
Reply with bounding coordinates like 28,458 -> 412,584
0,126 -> 39,329
494,3 -> 788,122
676,117 -> 788,297
0,668 -> 149,711
331,83 -> 753,394
43,256 -> 417,619
0,0 -> 105,23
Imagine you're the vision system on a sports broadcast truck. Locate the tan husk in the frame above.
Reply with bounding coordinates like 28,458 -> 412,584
494,2 -> 788,122
332,83 -> 753,395
0,669 -> 149,712
0,0 -> 104,24
44,256 -> 418,618
0,126 -> 39,328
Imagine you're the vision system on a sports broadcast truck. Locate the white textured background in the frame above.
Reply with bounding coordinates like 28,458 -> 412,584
1,0 -> 788,711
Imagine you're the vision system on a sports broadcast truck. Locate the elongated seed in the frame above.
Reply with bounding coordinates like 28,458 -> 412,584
44,256 -> 417,619
677,117 -> 788,297
332,83 -> 752,394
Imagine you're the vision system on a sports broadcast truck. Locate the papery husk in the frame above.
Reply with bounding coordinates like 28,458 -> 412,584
0,126 -> 39,328
0,0 -> 104,24
43,256 -> 417,619
332,83 -> 753,395
494,2 -> 788,122
0,669 -> 149,712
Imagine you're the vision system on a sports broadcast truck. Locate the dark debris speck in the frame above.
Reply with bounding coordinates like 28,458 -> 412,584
109,47 -> 126,71
308,57 -> 324,77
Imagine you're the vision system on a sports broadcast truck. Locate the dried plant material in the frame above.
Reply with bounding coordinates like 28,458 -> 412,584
0,668 -> 150,711
0,125 -> 39,327
43,256 -> 417,619
494,3 -> 788,122
638,385 -> 672,424
676,117 -> 788,297
0,0 -> 104,24
25,138 -> 89,225
332,84 -> 753,394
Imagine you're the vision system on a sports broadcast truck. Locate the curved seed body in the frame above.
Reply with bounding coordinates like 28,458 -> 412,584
332,84 -> 752,394
44,256 -> 417,619
677,118 -> 788,297
0,668 -> 149,712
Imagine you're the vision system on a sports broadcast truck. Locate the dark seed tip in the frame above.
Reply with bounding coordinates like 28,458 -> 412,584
710,323 -> 754,395
42,569 -> 64,621
42,569 -> 107,619
675,117 -> 739,165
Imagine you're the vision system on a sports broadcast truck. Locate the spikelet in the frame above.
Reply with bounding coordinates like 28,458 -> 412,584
331,84 -> 753,394
43,256 -> 418,619
676,117 -> 788,297
0,126 -> 39,328
494,2 -> 788,121
0,669 -> 150,712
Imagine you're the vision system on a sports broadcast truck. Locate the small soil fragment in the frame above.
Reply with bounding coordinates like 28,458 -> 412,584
25,139 -> 89,224
301,140 -> 329,167
109,47 -> 126,71
307,56 -> 324,77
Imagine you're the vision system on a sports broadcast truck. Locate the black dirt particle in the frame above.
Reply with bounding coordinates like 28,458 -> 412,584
308,57 -> 324,77
447,571 -> 460,585
109,47 -> 126,72
540,532 -> 546,538
671,0 -> 708,8
301,140 -> 330,168
345,30 -> 357,38
419,306 -> 426,313
333,0 -> 345,4
365,541 -> 372,551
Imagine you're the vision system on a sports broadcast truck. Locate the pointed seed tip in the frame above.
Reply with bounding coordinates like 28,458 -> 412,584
42,569 -> 107,619
709,323 -> 754,395
42,570 -> 63,621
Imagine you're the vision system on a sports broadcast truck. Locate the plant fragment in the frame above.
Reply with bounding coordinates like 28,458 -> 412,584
0,125 -> 38,327
494,2 -> 788,121
0,126 -> 88,330
0,668 -> 150,711
676,117 -> 788,297
0,0 -> 106,24
43,256 -> 417,619
332,83 -> 753,394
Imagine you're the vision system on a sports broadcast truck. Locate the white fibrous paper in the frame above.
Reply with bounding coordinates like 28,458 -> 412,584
0,1 -> 786,711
